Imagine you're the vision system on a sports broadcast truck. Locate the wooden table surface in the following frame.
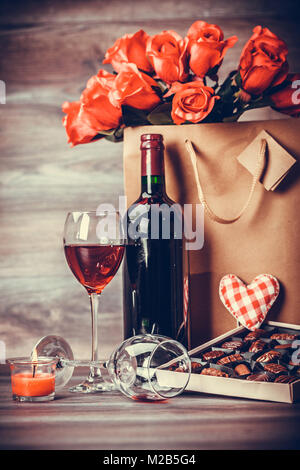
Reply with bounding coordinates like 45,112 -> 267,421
1,366 -> 300,450
1,0 -> 300,361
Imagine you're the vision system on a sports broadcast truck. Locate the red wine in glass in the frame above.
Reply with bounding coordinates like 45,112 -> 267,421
64,244 -> 124,295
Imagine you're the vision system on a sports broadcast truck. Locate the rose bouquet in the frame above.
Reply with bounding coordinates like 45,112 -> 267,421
62,21 -> 299,146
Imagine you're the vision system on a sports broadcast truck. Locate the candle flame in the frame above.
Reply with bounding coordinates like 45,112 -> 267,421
31,347 -> 38,362
31,347 -> 38,377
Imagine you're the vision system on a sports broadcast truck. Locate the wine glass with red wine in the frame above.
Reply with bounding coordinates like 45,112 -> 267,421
64,210 -> 125,393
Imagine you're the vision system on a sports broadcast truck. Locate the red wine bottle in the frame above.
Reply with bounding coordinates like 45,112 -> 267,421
123,134 -> 188,347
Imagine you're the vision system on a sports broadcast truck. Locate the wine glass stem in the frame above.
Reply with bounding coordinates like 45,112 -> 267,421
89,292 -> 101,379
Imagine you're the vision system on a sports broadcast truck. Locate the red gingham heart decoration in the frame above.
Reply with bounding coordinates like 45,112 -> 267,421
219,274 -> 280,331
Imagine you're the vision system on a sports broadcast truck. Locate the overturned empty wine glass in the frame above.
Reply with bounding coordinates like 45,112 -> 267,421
106,334 -> 191,401
31,335 -> 114,392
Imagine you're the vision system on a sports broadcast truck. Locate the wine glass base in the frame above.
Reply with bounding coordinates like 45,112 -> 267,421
69,378 -> 116,393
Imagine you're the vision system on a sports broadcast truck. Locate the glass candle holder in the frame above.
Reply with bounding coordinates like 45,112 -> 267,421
7,357 -> 57,402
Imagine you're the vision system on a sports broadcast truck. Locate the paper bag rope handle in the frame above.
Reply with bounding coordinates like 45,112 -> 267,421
185,138 -> 267,224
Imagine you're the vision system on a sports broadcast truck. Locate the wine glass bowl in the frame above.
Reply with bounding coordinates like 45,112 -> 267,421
64,244 -> 124,294
63,210 -> 125,393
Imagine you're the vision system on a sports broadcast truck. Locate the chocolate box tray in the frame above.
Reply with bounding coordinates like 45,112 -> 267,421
159,321 -> 300,403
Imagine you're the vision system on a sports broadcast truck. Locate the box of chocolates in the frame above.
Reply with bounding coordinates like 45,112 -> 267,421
162,321 -> 300,403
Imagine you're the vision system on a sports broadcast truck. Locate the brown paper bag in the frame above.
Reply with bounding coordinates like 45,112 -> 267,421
123,119 -> 300,347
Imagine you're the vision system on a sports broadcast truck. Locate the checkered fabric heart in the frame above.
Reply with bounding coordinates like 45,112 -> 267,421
219,274 -> 280,331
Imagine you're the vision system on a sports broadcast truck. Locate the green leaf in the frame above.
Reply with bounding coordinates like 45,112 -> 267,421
217,71 -> 239,105
90,134 -> 105,143
104,127 -> 124,143
92,127 -> 124,143
217,70 -> 237,91
151,86 -> 164,100
223,113 -> 243,122
95,128 -> 116,137
121,105 -> 150,127
222,95 -> 272,122
234,71 -> 242,88
249,96 -> 272,107
154,79 -> 169,94
147,103 -> 173,125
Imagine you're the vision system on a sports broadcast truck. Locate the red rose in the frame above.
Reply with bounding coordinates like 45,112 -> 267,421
109,63 -> 161,111
62,70 -> 122,146
81,69 -> 116,101
187,21 -> 237,78
169,81 -> 219,125
239,26 -> 289,96
270,73 -> 300,117
146,30 -> 189,84
62,101 -> 100,147
103,29 -> 153,73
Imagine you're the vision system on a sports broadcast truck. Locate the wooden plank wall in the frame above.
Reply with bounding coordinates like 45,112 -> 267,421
0,0 -> 299,360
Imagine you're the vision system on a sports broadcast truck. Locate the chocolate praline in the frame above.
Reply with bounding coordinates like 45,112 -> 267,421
202,350 -> 224,361
191,362 -> 202,373
270,333 -> 298,341
274,343 -> 293,350
234,363 -> 251,376
256,350 -> 281,363
263,363 -> 287,375
221,340 -> 243,350
244,329 -> 265,341
249,340 -> 266,353
274,375 -> 299,384
217,353 -> 243,365
246,372 -> 274,382
200,367 -> 229,378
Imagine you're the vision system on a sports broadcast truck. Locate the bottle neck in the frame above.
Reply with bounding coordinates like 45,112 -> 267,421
141,147 -> 165,196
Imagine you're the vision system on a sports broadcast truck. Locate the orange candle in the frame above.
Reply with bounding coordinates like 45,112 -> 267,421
11,372 -> 55,397
8,356 -> 57,401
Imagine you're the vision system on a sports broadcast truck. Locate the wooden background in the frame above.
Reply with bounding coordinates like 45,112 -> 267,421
0,0 -> 300,360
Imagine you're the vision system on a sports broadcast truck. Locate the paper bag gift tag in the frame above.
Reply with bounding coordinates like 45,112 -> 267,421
238,130 -> 296,191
